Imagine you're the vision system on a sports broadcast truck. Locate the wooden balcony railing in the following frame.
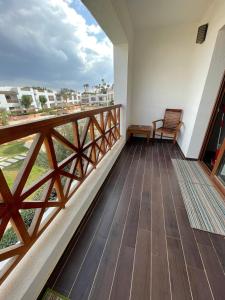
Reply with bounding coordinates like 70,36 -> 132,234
0,105 -> 121,283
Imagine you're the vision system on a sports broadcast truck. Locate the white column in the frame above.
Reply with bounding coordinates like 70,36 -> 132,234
114,43 -> 129,138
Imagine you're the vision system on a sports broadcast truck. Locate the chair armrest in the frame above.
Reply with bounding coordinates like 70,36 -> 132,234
152,119 -> 163,130
176,121 -> 184,131
152,119 -> 163,124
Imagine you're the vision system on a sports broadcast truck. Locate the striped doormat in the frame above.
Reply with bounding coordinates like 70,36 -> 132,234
172,159 -> 225,236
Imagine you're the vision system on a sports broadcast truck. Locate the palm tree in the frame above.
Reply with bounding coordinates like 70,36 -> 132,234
83,83 -> 89,93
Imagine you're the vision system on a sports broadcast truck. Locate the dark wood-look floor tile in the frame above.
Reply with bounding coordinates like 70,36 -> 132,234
40,140 -> 225,300
187,266 -> 213,300
53,212 -> 102,295
159,143 -> 179,238
88,144 -> 143,300
45,151 -> 129,291
167,237 -> 192,300
175,208 -> 204,269
198,243 -> 225,300
194,229 -> 211,246
151,253 -> 171,300
130,229 -> 151,300
69,235 -> 106,300
151,143 -> 171,299
138,144 -> 152,231
130,144 -> 151,300
163,143 -> 186,209
54,147 -> 135,295
109,143 -> 146,300
209,233 -> 225,274
69,145 -> 138,299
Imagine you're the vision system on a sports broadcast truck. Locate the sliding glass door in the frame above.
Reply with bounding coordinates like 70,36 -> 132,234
202,93 -> 225,170
211,139 -> 225,191
200,72 -> 225,195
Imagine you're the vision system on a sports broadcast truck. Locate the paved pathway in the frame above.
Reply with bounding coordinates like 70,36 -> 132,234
0,153 -> 27,170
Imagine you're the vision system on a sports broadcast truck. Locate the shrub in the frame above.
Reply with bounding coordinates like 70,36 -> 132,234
0,109 -> 9,126
21,209 -> 35,229
21,95 -> 32,110
39,95 -> 47,109
0,209 -> 35,249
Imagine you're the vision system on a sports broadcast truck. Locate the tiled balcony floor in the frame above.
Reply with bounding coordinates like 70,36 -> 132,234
40,139 -> 225,300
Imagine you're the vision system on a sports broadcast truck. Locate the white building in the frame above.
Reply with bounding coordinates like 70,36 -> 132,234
0,88 -> 20,111
16,87 -> 59,110
0,85 -> 113,111
81,86 -> 114,106
0,87 -> 82,111
55,91 -> 82,106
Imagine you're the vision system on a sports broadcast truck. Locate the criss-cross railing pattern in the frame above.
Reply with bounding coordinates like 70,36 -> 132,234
0,105 -> 121,283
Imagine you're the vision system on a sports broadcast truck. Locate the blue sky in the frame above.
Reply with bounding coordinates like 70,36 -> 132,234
72,0 -> 97,25
0,0 -> 113,90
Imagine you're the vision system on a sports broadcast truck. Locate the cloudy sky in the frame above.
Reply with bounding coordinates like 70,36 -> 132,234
0,0 -> 113,90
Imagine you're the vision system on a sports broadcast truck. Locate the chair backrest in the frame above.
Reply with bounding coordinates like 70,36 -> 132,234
163,109 -> 182,129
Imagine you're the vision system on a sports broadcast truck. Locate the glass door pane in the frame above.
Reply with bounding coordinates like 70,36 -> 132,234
211,138 -> 225,194
216,146 -> 225,186
203,93 -> 225,170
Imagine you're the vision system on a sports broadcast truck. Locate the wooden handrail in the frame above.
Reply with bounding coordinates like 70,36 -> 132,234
0,105 -> 122,144
0,105 -> 121,283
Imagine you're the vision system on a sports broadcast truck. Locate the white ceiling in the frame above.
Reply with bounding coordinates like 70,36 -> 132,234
126,0 -> 214,28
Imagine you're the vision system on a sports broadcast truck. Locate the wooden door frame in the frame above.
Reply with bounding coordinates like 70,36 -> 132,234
210,138 -> 225,195
199,70 -> 225,162
198,70 -> 225,196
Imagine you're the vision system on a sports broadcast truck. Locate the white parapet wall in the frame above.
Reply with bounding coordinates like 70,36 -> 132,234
0,137 -> 125,300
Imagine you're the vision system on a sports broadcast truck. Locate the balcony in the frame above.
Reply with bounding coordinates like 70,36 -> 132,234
1,0 -> 225,299
1,110 -> 225,300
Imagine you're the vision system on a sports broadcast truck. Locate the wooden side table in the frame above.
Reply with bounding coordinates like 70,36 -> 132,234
127,125 -> 152,142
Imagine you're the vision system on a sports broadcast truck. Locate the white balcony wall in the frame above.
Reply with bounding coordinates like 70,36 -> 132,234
0,94 -> 8,110
131,23 -> 197,154
184,1 -> 225,158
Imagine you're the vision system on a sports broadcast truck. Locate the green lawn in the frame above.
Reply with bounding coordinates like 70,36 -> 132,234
0,141 -> 27,158
3,160 -> 48,190
0,140 -> 48,190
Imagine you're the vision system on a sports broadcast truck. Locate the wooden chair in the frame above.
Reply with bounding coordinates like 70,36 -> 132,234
152,109 -> 183,144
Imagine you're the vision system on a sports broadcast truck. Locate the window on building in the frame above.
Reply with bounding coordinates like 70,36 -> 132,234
48,95 -> 55,101
56,94 -> 61,101
21,87 -> 31,91
5,94 -> 19,103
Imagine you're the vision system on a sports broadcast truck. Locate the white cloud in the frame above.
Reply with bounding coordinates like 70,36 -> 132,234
0,0 -> 113,89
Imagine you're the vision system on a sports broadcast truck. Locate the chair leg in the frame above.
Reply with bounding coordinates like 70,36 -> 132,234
153,130 -> 155,143
173,135 -> 176,144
